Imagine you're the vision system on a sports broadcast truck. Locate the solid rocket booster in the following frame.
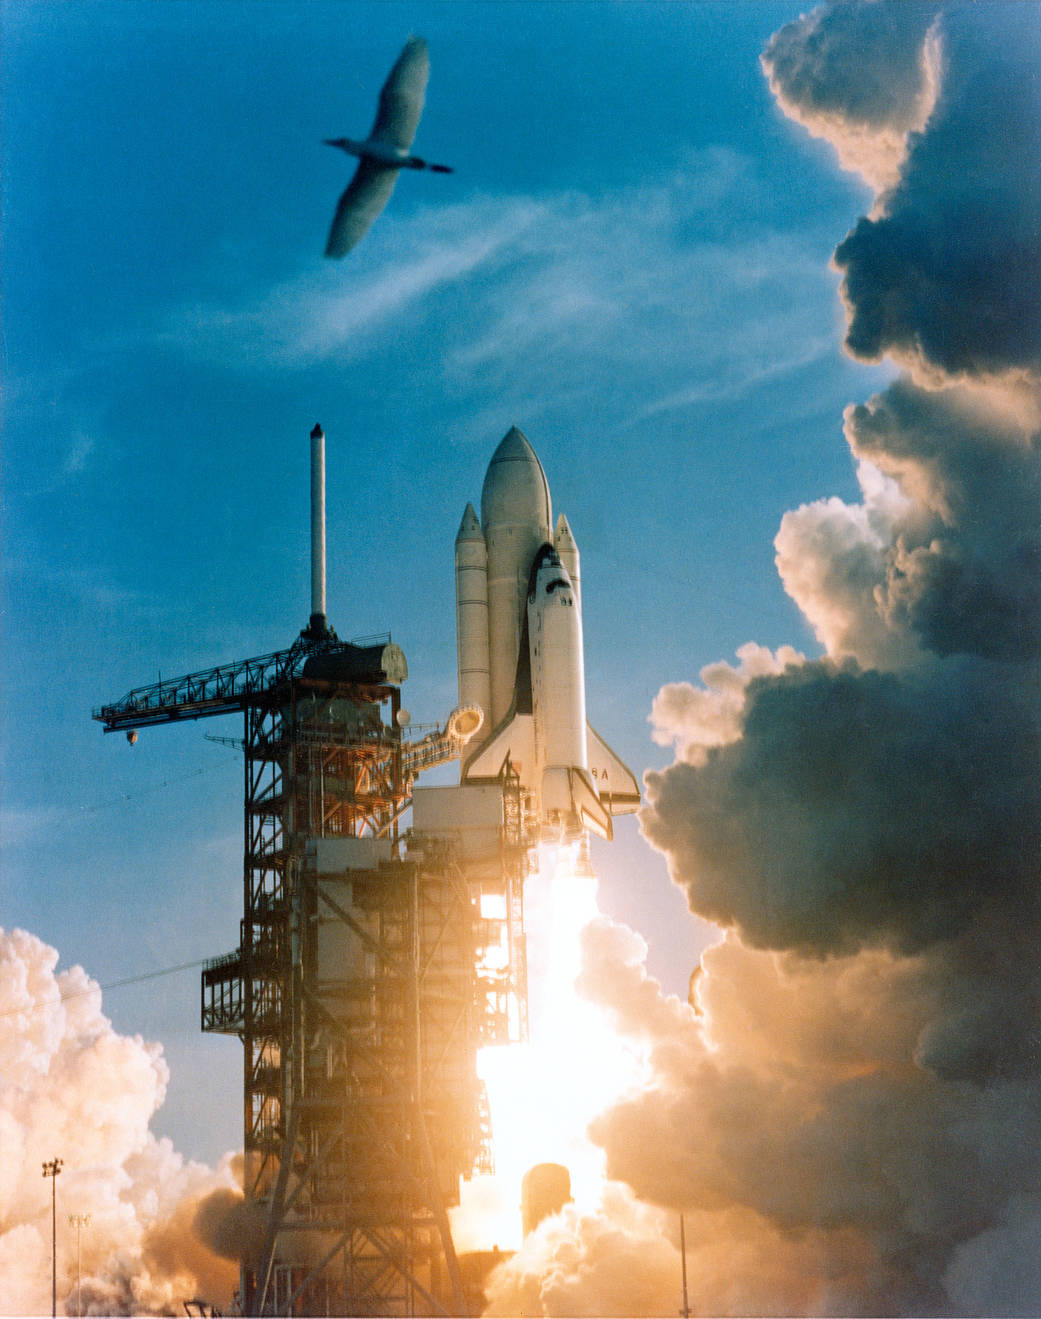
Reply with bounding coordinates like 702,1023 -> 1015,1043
455,504 -> 491,720
454,427 -> 639,842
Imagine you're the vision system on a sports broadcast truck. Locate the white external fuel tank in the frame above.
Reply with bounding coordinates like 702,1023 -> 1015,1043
480,427 -> 552,728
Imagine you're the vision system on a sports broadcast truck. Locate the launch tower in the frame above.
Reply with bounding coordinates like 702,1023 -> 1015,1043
93,427 -> 532,1316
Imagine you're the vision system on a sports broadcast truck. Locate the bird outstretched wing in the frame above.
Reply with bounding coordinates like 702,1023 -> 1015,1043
325,159 -> 399,257
368,36 -> 429,150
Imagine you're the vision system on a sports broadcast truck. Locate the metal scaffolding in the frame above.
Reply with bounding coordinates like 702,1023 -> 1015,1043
96,631 -> 532,1316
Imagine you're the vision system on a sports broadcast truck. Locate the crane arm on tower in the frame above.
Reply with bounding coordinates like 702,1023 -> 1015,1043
92,634 -> 399,734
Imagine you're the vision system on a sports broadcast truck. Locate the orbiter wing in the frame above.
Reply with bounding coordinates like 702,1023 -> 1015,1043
585,723 -> 641,815
462,710 -> 534,781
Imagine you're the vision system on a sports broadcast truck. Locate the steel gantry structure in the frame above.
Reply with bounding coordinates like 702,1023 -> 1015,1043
94,624 -> 532,1316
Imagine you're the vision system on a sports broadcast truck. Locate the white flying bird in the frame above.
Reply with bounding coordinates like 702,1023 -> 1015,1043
323,36 -> 453,258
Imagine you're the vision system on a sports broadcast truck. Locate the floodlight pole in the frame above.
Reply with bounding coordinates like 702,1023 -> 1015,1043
42,1158 -> 63,1317
69,1214 -> 91,1317
679,1212 -> 691,1318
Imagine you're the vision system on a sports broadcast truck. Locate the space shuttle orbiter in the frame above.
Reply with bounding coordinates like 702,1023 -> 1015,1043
454,427 -> 639,842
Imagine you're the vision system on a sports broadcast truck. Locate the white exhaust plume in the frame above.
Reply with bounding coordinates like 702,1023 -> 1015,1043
487,3 -> 1041,1314
0,928 -> 242,1316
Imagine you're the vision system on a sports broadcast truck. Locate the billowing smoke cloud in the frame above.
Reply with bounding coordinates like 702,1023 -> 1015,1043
0,928 -> 242,1315
490,3 -> 1041,1314
776,380 -> 1041,668
646,656 -> 1040,973
766,1 -> 1041,383
762,0 -> 941,193
582,924 -> 1041,1316
483,1182 -> 683,1318
831,8 -> 1041,383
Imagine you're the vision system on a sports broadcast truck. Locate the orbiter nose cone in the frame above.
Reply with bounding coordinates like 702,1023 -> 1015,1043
480,426 -> 552,534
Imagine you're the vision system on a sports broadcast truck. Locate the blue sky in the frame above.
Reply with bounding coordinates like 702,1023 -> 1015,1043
3,0 -> 894,1165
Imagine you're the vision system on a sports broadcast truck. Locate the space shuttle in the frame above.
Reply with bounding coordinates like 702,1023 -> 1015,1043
455,427 -> 639,842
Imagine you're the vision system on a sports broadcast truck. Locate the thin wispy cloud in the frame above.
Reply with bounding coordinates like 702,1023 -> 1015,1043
1,806 -> 74,848
4,556 -> 162,615
61,430 -> 95,477
160,157 -> 844,439
161,198 -> 541,367
636,336 -> 836,420
436,203 -> 842,437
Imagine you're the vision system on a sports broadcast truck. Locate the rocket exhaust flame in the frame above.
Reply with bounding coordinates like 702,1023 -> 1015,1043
451,845 -> 651,1255
448,432 -> 655,1277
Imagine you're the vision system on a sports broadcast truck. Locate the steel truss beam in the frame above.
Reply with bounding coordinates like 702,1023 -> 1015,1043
98,623 -> 530,1315
92,633 -> 390,731
198,673 -> 528,1316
